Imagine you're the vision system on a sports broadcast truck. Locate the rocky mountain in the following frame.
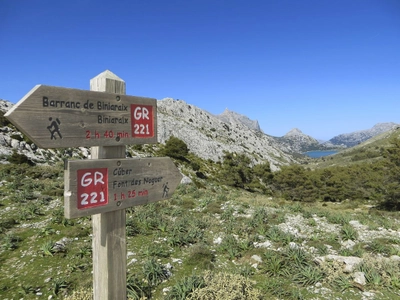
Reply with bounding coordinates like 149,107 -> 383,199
273,128 -> 322,153
215,108 -> 262,132
0,99 -> 13,112
327,122 -> 399,147
0,99 -> 32,158
157,98 -> 297,170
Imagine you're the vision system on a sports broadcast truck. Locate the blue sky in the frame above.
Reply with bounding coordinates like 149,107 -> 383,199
1,0 -> 399,140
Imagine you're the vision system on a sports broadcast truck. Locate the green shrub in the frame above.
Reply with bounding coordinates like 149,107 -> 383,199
40,240 -> 56,256
52,278 -> 70,296
368,238 -> 397,256
0,218 -> 17,233
332,274 -> 353,291
166,275 -> 205,300
0,110 -> 10,126
266,226 -> 295,246
143,243 -> 170,258
1,232 -> 21,250
380,137 -> 400,210
283,245 -> 312,268
219,151 -> 253,189
126,274 -> 150,300
187,243 -> 214,270
126,218 -> 140,236
188,271 -> 263,299
293,265 -> 324,286
261,277 -> 303,299
10,134 -> 24,141
168,226 -> 203,247
204,201 -> 223,214
191,161 -> 201,171
159,136 -> 189,160
340,224 -> 358,241
7,151 -> 34,165
261,250 -> 286,277
218,234 -> 242,259
142,258 -> 168,286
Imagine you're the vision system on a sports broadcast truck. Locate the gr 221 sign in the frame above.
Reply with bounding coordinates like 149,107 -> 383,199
77,168 -> 108,209
5,85 -> 157,148
64,157 -> 182,218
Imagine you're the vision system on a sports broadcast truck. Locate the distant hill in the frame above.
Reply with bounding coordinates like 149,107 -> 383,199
272,128 -> 335,153
311,126 -> 400,169
326,122 -> 399,147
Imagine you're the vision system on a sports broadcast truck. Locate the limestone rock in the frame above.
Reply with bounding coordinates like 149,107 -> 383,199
216,108 -> 262,132
353,271 -> 366,286
274,128 -> 322,153
315,255 -> 362,273
157,98 -> 297,170
180,175 -> 192,185
251,255 -> 262,263
0,99 -> 13,112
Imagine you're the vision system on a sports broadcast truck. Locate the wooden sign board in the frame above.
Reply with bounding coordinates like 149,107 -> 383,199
5,85 -> 157,148
64,157 -> 182,218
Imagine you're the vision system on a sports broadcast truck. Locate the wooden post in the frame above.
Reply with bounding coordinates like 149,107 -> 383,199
90,70 -> 127,299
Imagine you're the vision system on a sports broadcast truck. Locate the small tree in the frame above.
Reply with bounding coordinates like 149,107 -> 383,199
253,162 -> 273,184
0,110 -> 11,127
7,150 -> 35,166
272,165 -> 317,202
160,136 -> 189,160
220,151 -> 253,189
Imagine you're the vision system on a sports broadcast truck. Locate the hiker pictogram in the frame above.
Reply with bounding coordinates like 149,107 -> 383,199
47,117 -> 62,140
162,182 -> 169,198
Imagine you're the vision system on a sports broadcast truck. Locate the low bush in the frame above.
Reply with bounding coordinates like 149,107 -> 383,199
188,271 -> 263,300
7,151 -> 34,165
166,275 -> 205,300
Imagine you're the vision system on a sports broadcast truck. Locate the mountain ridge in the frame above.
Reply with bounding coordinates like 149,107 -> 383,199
156,98 -> 296,170
271,127 -> 323,153
326,122 -> 399,147
215,108 -> 262,132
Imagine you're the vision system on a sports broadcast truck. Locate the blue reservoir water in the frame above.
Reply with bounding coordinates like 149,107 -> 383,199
304,150 -> 338,158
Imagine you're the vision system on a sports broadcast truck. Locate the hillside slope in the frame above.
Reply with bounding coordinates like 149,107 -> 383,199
327,122 -> 399,147
157,98 -> 298,170
311,126 -> 400,169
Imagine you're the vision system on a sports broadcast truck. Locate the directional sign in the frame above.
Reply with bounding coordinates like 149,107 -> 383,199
5,85 -> 157,148
64,157 -> 182,218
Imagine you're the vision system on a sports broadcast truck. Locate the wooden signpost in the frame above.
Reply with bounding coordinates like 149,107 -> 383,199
5,70 -> 181,299
64,157 -> 182,218
5,83 -> 157,148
